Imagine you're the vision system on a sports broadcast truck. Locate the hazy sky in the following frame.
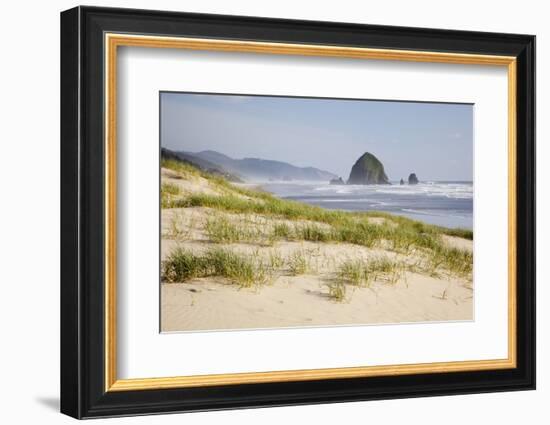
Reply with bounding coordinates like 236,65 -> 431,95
160,92 -> 473,181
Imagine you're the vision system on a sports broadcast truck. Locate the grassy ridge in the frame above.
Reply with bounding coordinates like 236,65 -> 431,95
161,158 -> 473,286
173,193 -> 472,240
163,158 -> 472,239
172,197 -> 472,276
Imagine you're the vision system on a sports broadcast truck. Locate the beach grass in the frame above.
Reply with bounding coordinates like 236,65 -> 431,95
430,245 -> 473,278
294,223 -> 331,242
337,260 -> 366,287
165,210 -> 193,241
162,159 -> 473,284
205,215 -> 243,243
163,157 -> 472,237
162,182 -> 180,195
326,281 -> 347,302
272,222 -> 292,240
161,182 -> 181,208
368,257 -> 405,284
268,249 -> 285,270
162,158 -> 203,179
173,192 -> 472,243
337,256 -> 404,288
287,250 -> 309,275
162,248 -> 206,282
162,247 -> 271,288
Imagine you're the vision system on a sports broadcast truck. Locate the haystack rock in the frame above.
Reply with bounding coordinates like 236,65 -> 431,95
347,152 -> 390,185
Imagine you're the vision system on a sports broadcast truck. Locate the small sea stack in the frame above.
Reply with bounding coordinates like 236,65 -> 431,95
329,177 -> 346,185
408,173 -> 419,185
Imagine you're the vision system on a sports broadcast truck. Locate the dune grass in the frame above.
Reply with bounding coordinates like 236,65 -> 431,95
337,256 -> 405,288
268,250 -> 285,270
272,223 -> 292,239
327,256 -> 406,302
205,216 -> 243,243
162,158 -> 202,178
287,250 -> 309,275
368,257 -> 406,284
162,160 -> 473,282
294,223 -> 331,242
165,210 -> 194,242
337,260 -> 366,287
162,182 -> 180,195
326,281 -> 347,302
196,203 -> 469,277
170,198 -> 470,279
162,158 -> 273,200
161,182 -> 181,208
163,158 -> 472,238
429,245 -> 473,278
206,215 -> 284,245
173,192 -> 472,243
162,247 -> 272,288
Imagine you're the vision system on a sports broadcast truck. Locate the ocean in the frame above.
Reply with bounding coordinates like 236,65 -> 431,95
259,181 -> 473,230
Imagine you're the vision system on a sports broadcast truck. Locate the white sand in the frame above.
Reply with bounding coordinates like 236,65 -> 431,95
161,271 -> 472,332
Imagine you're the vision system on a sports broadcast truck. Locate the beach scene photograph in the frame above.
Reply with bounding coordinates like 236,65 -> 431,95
160,92 -> 473,332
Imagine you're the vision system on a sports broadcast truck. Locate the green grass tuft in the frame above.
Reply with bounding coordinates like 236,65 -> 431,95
162,248 -> 206,282
161,182 -> 181,208
295,224 -> 330,242
162,247 -> 270,288
272,223 -> 292,239
287,250 -> 309,275
326,281 -> 347,302
162,182 -> 180,195
367,257 -> 405,284
268,250 -> 285,270
429,245 -> 473,278
205,216 -> 242,243
165,211 -> 193,241
337,260 -> 370,287
337,257 -> 405,287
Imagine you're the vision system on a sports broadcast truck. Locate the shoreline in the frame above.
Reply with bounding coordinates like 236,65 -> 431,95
160,161 -> 474,333
253,180 -> 474,231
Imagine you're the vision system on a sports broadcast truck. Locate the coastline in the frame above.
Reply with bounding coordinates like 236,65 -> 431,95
256,180 -> 474,230
160,160 -> 473,333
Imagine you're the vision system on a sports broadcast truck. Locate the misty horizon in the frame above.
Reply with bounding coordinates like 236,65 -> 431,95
172,148 -> 472,183
161,92 -> 473,181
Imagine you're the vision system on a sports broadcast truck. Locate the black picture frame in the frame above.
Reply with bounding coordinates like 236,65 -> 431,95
61,5 -> 535,419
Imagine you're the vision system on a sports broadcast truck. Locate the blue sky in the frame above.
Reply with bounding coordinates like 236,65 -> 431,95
161,92 -> 473,181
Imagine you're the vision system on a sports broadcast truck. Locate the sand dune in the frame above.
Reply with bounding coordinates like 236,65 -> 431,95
160,165 -> 473,332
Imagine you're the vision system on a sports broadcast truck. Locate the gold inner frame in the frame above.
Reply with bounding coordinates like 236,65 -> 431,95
104,33 -> 517,392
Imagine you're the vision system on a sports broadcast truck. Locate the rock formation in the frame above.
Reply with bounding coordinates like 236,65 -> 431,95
408,173 -> 419,185
330,177 -> 346,185
400,178 -> 404,185
347,152 -> 390,185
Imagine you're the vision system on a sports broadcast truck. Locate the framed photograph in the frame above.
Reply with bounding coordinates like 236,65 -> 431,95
60,6 -> 535,419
